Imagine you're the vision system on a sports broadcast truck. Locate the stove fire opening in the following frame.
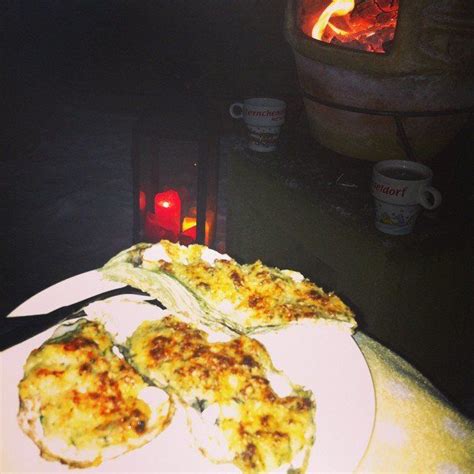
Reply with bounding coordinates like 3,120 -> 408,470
299,0 -> 399,53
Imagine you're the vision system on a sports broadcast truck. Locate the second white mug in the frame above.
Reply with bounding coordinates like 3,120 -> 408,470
371,160 -> 442,235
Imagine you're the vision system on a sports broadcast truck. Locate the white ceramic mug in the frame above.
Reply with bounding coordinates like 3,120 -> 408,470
229,98 -> 286,151
371,160 -> 442,235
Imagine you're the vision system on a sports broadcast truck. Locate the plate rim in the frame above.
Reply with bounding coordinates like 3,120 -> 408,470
8,270 -> 125,318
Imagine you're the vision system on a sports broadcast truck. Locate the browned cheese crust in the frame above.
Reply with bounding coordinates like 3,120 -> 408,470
146,240 -> 356,332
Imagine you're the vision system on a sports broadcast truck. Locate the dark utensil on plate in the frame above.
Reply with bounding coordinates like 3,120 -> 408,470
0,287 -> 162,351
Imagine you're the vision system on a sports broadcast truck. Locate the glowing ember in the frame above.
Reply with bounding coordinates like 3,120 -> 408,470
300,0 -> 399,53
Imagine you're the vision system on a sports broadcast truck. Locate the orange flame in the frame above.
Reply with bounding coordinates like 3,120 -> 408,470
311,0 -> 355,40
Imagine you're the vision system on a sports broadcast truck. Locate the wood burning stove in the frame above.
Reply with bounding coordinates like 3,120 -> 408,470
284,0 -> 474,161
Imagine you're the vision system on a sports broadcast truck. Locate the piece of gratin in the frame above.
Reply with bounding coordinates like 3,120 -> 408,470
18,319 -> 174,468
101,240 -> 356,335
127,316 -> 316,473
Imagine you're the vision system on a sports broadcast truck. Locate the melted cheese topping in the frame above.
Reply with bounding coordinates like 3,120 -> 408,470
128,316 -> 315,473
141,240 -> 356,332
18,320 -> 172,467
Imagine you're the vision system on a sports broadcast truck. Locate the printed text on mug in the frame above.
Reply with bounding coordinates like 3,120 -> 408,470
247,110 -> 285,117
372,182 -> 408,197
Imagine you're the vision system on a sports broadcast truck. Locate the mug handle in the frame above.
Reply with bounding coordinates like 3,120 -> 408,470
419,186 -> 442,210
229,102 -> 244,119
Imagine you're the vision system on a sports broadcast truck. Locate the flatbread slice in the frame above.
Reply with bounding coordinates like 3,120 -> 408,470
18,319 -> 174,468
100,240 -> 356,335
126,315 -> 316,473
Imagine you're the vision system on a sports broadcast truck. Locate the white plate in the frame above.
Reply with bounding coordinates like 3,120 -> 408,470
1,270 -> 375,473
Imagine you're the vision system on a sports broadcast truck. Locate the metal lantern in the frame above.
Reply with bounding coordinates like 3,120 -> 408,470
132,98 -> 218,247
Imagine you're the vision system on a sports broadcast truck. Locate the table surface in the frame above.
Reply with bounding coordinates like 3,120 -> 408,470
353,331 -> 474,472
236,122 -> 468,244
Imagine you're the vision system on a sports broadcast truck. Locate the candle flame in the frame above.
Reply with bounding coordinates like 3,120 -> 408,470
159,200 -> 171,208
311,0 -> 355,40
182,216 -> 210,243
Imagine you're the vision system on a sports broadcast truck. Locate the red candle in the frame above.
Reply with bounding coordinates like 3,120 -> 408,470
144,211 -> 165,242
145,211 -> 182,243
154,189 -> 181,239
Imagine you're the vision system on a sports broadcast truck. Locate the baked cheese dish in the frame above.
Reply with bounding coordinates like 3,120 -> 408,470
18,319 -> 174,468
126,315 -> 316,473
101,240 -> 356,335
16,237 -> 355,471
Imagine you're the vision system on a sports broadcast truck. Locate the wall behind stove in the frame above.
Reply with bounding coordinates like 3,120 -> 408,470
3,0 -> 299,161
4,0 -> 298,98
127,0 -> 299,96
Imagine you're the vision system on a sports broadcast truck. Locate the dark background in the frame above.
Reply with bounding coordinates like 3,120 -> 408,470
3,0 -> 297,123
1,0 -> 296,313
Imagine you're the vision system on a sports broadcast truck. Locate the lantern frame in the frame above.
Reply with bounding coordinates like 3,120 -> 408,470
132,97 -> 219,247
